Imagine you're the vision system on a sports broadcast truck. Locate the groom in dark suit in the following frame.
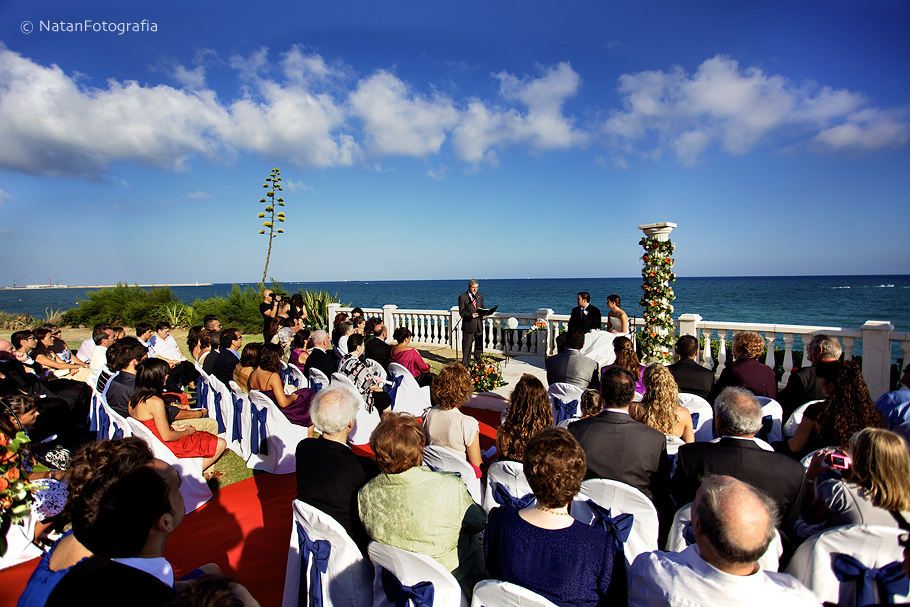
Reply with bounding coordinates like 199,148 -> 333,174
458,279 -> 484,367
557,292 -> 602,352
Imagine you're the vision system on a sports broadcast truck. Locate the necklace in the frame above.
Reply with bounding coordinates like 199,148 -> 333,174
535,505 -> 572,517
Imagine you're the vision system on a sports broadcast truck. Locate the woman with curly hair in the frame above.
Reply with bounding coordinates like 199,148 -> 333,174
497,375 -> 553,462
631,363 -> 694,444
788,360 -> 884,457
710,330 -> 777,402
601,336 -> 646,395
424,363 -> 482,472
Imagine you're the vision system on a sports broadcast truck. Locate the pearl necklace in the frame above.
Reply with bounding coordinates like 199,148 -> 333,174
535,505 -> 572,517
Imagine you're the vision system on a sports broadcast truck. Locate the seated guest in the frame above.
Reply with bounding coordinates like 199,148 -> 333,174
110,327 -> 125,341
203,315 -> 222,333
202,330 -> 220,376
390,327 -> 433,387
778,335 -> 842,420
88,326 -> 117,387
667,334 -> 715,401
186,326 -> 204,361
148,322 -> 197,392
424,363 -> 482,472
710,331 -> 776,402
212,329 -> 242,387
135,322 -> 154,349
11,330 -> 50,377
788,360 -> 884,458
602,336 -> 645,395
803,428 -> 910,530
288,330 -> 311,371
497,375 -> 553,462
874,362 -> 910,447
364,323 -> 392,369
31,327 -> 89,380
44,325 -> 77,365
195,329 -> 214,368
485,428 -> 627,607
286,293 -> 308,324
558,389 -> 604,428
304,330 -> 336,378
128,358 -> 226,478
545,328 -> 599,390
249,343 -> 315,427
363,317 -> 382,342
628,476 -> 819,607
350,307 -> 364,321
631,363 -> 694,444
232,343 -> 261,394
335,321 -> 355,356
672,387 -> 806,530
8,332 -> 91,420
75,323 -> 110,365
106,338 -> 216,434
338,334 -> 392,413
358,413 -> 487,598
296,388 -> 379,553
331,312 -> 350,347
18,438 -> 155,607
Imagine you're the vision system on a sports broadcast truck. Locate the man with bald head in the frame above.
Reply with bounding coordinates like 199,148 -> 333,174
629,476 -> 819,606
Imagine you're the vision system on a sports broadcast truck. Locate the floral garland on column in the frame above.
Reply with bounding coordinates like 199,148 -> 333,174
638,237 -> 676,363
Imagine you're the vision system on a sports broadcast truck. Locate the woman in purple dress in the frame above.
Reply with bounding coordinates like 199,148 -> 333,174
248,343 -> 315,427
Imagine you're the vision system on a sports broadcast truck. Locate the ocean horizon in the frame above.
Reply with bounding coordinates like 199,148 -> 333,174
2,275 -> 908,333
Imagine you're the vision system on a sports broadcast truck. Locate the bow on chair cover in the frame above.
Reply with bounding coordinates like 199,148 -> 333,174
690,412 -> 699,430
111,424 -> 123,440
491,483 -> 535,510
98,406 -> 111,439
381,568 -> 435,607
584,500 -> 634,550
250,403 -> 269,456
89,394 -> 99,431
231,392 -> 244,442
212,390 -> 226,434
758,415 -> 773,442
553,398 -> 579,425
310,378 -> 324,394
832,553 -> 910,607
387,375 -> 405,408
296,522 -> 331,607
196,381 -> 207,411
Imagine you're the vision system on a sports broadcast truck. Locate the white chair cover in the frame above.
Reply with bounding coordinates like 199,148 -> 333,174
482,460 -> 535,513
97,393 -> 133,441
471,580 -> 559,607
388,362 -> 432,417
208,375 -> 237,444
194,363 -> 225,435
666,434 -> 686,457
368,542 -> 469,607
125,417 -> 212,513
678,393 -> 714,442
784,525 -> 909,606
229,380 -> 253,460
547,383 -> 585,427
284,362 -> 309,390
247,390 -> 310,474
309,368 -> 331,394
0,513 -> 42,571
331,373 -> 382,446
666,503 -> 783,571
422,445 -> 483,505
755,396 -> 784,444
571,479 -> 659,568
282,500 -> 373,607
783,400 -> 823,438
365,358 -> 389,382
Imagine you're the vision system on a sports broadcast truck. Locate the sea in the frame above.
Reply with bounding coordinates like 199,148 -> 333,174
2,275 -> 908,332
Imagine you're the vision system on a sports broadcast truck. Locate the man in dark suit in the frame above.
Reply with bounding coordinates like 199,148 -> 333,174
46,459 -> 184,607
568,366 -> 671,513
556,292 -> 602,352
546,328 -> 599,390
212,328 -> 242,387
202,330 -> 221,376
305,329 -> 337,378
364,323 -> 392,369
778,334 -> 841,420
668,335 -> 715,401
672,386 -> 807,530
458,279 -> 485,367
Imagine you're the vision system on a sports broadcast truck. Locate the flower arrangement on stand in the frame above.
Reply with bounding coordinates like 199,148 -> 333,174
469,355 -> 507,393
638,236 -> 677,364
1,431 -> 43,557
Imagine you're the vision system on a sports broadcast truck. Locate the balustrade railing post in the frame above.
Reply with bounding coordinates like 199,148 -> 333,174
327,303 -> 340,332
763,333 -> 776,369
535,309 -> 552,357
449,306 -> 460,351
781,334 -> 795,386
861,321 -> 894,400
383,305 -> 397,334
677,314 -> 702,358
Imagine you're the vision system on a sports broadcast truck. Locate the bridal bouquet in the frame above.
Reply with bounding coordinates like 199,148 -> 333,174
1,431 -> 42,557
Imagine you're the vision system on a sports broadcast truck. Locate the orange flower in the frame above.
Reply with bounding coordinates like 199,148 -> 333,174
0,496 -> 12,509
4,467 -> 20,481
0,477 -> 8,492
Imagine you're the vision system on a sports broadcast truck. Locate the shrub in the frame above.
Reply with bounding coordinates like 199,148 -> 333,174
60,284 -> 182,327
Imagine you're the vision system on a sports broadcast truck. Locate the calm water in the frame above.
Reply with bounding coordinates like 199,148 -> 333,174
2,275 -> 908,331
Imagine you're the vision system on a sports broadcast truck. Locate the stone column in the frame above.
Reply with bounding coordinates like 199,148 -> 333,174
861,321 -> 894,400
638,222 -> 677,364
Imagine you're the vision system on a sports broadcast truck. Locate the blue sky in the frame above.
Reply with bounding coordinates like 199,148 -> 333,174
0,0 -> 908,285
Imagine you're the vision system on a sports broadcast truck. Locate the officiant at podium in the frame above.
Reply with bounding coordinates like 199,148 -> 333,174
458,279 -> 486,367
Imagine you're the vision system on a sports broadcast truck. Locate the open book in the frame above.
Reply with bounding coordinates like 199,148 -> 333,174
477,305 -> 498,316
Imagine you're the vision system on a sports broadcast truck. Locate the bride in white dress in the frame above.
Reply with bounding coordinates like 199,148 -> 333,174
580,294 -> 630,367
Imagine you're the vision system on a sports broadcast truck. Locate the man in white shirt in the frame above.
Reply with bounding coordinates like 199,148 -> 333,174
629,476 -> 820,607
76,323 -> 112,364
148,322 -> 197,392
88,326 -> 116,387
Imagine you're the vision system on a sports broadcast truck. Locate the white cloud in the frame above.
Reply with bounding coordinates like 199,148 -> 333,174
0,187 -> 9,206
426,165 -> 446,180
284,179 -> 313,193
185,190 -> 212,199
602,55 -> 904,165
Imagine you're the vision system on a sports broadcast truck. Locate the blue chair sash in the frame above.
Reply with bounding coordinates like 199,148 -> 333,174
111,423 -> 124,440
212,389 -> 226,434
553,397 -> 579,425
98,405 -> 111,440
584,500 -> 634,550
832,553 -> 909,607
250,403 -> 269,456
231,392 -> 244,443
758,415 -> 773,442
296,522 -> 331,607
89,394 -> 99,431
196,381 -> 207,411
381,568 -> 435,607
491,483 -> 535,510
388,374 -> 405,409
683,521 -> 697,545
690,412 -> 699,431
310,378 -> 324,394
